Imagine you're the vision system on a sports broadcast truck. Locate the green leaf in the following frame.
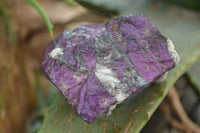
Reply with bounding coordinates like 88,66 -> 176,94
75,0 -> 152,15
63,0 -> 77,6
26,0 -> 53,37
76,0 -> 156,15
39,1 -> 200,133
187,60 -> 200,95
75,0 -> 119,16
166,0 -> 200,10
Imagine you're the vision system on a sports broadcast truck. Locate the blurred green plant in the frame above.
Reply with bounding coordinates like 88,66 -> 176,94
166,0 -> 200,10
186,60 -> 200,96
63,0 -> 77,6
75,0 -> 118,16
26,0 -> 53,37
34,70 -> 58,111
26,70 -> 58,133
0,1 -> 13,43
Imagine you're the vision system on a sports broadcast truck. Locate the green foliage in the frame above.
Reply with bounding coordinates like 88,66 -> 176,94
76,0 -> 200,14
26,0 -> 53,37
0,2 -> 13,43
75,0 -> 118,16
187,60 -> 200,95
166,0 -> 200,10
39,0 -> 200,132
63,0 -> 77,6
75,0 -> 153,15
34,69 -> 58,112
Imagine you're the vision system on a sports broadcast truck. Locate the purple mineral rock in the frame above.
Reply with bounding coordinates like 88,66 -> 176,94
41,14 -> 180,123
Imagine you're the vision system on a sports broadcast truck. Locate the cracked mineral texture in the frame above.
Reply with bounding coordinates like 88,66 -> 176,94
41,14 -> 180,123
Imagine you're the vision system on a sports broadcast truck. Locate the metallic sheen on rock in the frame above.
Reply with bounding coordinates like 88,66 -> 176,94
41,14 -> 179,123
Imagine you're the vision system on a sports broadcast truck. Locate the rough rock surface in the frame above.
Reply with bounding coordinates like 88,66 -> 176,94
41,14 -> 179,123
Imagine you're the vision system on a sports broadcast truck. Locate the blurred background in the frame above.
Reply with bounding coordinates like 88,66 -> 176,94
0,0 -> 200,133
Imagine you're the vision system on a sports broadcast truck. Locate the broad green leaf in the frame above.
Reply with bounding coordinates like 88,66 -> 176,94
166,0 -> 200,10
75,0 -> 151,15
76,0 -> 200,14
39,1 -> 200,133
75,0 -> 119,15
26,0 -> 53,37
187,60 -> 200,94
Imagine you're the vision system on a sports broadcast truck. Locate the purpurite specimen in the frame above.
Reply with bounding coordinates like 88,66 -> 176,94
41,14 -> 180,123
